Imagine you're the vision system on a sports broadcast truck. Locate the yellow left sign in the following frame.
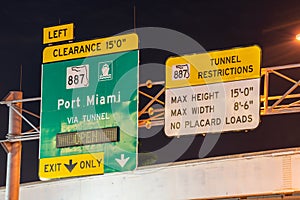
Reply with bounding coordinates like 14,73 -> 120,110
43,23 -> 74,44
39,152 -> 104,179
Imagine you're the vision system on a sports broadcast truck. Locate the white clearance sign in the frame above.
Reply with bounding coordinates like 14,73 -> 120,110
165,46 -> 261,136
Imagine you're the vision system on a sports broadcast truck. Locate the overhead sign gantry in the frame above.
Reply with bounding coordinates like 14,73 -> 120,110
39,24 -> 139,179
165,46 -> 261,136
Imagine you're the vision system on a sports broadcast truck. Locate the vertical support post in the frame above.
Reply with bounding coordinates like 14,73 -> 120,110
3,91 -> 23,200
263,70 -> 269,114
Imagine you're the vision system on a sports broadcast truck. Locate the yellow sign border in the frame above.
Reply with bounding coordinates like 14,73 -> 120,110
43,33 -> 138,63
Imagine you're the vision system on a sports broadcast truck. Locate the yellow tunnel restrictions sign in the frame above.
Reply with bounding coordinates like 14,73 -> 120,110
165,46 -> 261,136
166,45 -> 261,89
39,152 -> 104,179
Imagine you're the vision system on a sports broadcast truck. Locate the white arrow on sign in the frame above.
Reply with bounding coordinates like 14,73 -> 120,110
115,154 -> 130,168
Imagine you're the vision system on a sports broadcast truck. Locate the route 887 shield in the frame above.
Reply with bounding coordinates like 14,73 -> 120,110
172,64 -> 190,80
66,64 -> 89,89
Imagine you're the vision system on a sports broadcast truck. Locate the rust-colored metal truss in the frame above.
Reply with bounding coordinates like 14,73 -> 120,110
2,64 -> 300,142
261,63 -> 300,115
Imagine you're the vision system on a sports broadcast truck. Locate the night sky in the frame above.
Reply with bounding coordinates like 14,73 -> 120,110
1,0 -> 300,186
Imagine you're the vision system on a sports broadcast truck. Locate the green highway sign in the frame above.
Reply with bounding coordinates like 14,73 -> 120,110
39,33 -> 139,179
